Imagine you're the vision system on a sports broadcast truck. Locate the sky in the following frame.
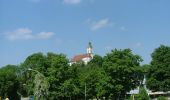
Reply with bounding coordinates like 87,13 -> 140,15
0,0 -> 170,67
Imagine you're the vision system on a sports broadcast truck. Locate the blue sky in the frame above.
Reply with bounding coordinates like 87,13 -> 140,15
0,0 -> 170,67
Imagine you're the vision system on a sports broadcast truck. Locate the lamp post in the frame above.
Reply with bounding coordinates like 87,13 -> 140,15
28,68 -> 49,100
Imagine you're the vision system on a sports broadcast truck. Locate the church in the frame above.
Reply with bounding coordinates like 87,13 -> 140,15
69,42 -> 94,65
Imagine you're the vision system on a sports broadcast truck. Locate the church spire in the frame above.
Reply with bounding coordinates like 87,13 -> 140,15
88,42 -> 92,48
87,42 -> 93,54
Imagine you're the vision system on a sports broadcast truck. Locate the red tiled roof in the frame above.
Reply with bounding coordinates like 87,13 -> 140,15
71,54 -> 92,62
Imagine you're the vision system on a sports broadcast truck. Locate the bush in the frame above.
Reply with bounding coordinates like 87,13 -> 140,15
157,96 -> 167,100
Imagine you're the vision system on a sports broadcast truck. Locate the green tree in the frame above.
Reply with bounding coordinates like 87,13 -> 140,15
59,63 -> 82,100
157,96 -> 167,100
21,52 -> 47,74
141,64 -> 150,74
46,52 -> 70,99
88,55 -> 103,67
18,52 -> 73,99
33,71 -> 49,100
79,54 -> 111,99
102,49 -> 143,99
137,87 -> 149,100
0,65 -> 20,100
19,52 -> 47,96
79,66 -> 110,99
147,45 -> 170,91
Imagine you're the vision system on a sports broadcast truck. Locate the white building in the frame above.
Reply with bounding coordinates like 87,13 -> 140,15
70,42 -> 93,65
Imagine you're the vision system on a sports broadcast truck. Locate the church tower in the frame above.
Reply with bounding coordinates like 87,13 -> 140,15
87,42 -> 93,55
70,42 -> 94,65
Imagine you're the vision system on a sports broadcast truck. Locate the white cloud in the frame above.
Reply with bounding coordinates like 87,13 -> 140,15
63,0 -> 81,5
5,28 -> 33,40
36,32 -> 54,39
5,28 -> 55,41
87,18 -> 112,31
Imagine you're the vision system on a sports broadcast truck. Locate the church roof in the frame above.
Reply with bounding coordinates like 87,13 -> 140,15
71,54 -> 92,62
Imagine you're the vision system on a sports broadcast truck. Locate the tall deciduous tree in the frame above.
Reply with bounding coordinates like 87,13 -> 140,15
0,65 -> 20,100
147,45 -> 170,91
46,52 -> 70,99
21,52 -> 47,74
88,55 -> 103,67
79,66 -> 110,99
34,71 -> 49,100
19,52 -> 47,96
103,49 -> 143,99
20,52 -> 70,99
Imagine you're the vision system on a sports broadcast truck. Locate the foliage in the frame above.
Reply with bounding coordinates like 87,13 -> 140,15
59,63 -> 82,99
34,72 -> 49,100
129,95 -> 134,100
19,52 -> 70,99
141,64 -> 150,74
147,45 -> 170,91
137,87 -> 149,100
0,65 -> 20,100
18,52 -> 48,96
129,94 -> 138,100
157,96 -> 167,100
21,52 -> 48,74
88,55 -> 103,67
0,48 -> 145,99
102,49 -> 143,99
79,66 -> 110,99
46,52 -> 70,99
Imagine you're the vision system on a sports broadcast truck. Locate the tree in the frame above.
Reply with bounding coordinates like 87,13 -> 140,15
141,64 -> 150,86
21,52 -> 47,74
0,65 -> 20,100
141,64 -> 150,74
59,63 -> 82,100
19,52 -> 47,96
157,96 -> 167,100
147,45 -> 170,91
102,49 -> 143,99
19,52 -> 70,99
77,54 -> 111,99
137,87 -> 149,100
79,66 -> 110,99
33,71 -> 49,100
46,52 -> 70,99
88,55 -> 103,67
